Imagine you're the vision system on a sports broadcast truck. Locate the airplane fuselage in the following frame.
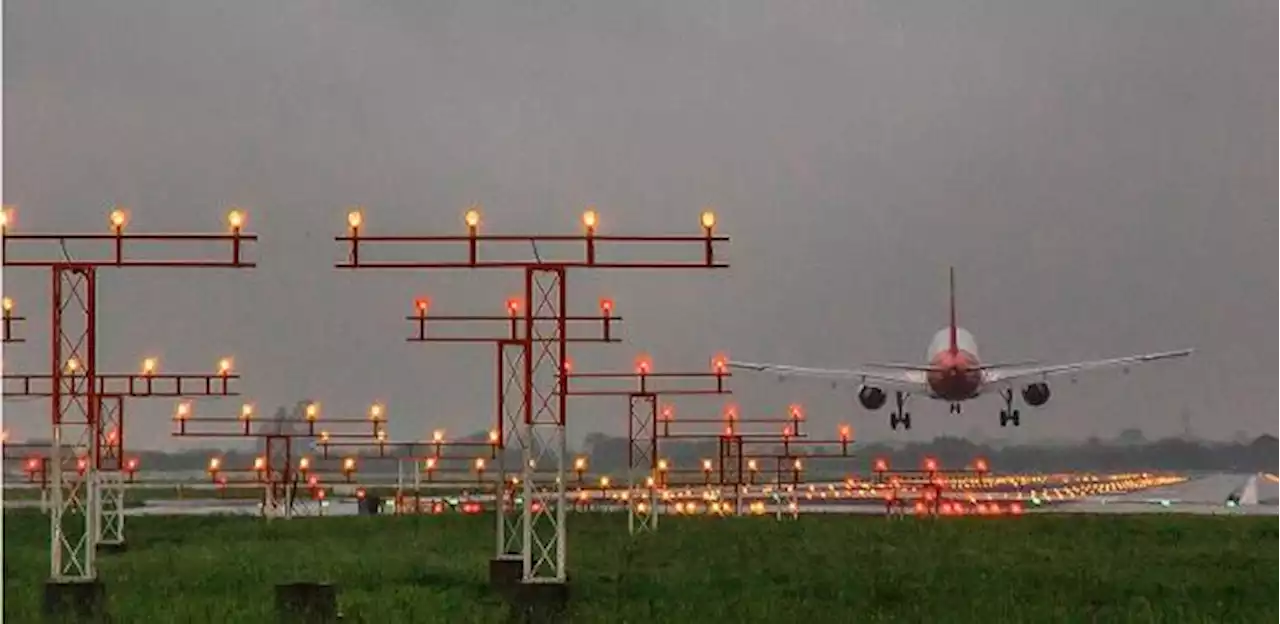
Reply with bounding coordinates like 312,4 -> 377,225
925,327 -> 984,401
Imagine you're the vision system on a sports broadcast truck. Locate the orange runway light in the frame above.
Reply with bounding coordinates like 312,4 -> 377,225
109,207 -> 129,232
227,208 -> 246,232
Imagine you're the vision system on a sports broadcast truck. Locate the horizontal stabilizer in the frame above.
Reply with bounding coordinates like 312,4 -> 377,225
974,360 -> 1041,370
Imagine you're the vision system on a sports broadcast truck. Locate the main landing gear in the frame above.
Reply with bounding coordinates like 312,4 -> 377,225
999,388 -> 1021,427
949,402 -> 962,414
889,391 -> 911,430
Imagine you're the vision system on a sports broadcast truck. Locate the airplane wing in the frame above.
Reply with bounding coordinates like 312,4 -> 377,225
727,360 -> 928,391
981,348 -> 1193,391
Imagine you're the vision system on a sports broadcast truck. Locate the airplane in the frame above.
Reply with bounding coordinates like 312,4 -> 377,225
729,268 -> 1193,431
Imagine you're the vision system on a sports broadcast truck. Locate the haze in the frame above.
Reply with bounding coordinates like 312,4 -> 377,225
2,1 -> 1274,450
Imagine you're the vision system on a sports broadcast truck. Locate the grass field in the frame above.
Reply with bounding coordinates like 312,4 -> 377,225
3,510 -> 1276,622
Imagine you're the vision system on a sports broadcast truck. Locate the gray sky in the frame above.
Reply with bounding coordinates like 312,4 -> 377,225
2,0 -> 1275,451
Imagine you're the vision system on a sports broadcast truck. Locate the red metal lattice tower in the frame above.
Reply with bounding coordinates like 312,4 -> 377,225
0,206 -> 256,583
335,205 -> 728,586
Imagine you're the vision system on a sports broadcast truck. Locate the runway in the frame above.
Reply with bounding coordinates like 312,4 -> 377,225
1049,472 -> 1278,516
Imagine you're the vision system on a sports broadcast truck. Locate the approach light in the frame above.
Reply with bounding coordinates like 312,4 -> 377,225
414,297 -> 430,316
464,206 -> 481,229
582,207 -> 598,232
712,354 -> 729,374
2,297 -> 13,313
346,208 -> 364,231
65,357 -> 81,374
109,208 -> 129,232
0,205 -> 12,230
505,297 -> 521,317
218,357 -> 233,376
240,404 -> 255,420
227,208 -> 245,232
368,402 -> 385,421
174,402 -> 192,420
141,357 -> 158,376
305,402 -> 320,421
700,209 -> 716,230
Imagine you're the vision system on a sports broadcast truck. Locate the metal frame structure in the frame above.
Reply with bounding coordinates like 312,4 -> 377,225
0,207 -> 256,582
172,400 -> 386,519
650,401 -> 857,521
335,206 -> 728,586
404,295 -> 621,564
559,354 -> 732,534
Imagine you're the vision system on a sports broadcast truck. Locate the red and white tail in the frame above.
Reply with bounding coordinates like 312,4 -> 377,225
948,266 -> 958,354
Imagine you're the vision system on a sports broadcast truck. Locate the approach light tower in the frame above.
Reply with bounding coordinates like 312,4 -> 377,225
0,205 -> 256,592
335,205 -> 728,593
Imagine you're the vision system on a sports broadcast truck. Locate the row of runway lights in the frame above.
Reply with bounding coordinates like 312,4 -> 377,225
10,448 -> 1174,506
190,471 -> 1175,513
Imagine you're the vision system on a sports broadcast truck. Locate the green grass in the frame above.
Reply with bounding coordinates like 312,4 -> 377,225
3,510 -> 1276,622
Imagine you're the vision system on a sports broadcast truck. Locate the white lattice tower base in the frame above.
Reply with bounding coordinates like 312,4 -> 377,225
521,266 -> 568,583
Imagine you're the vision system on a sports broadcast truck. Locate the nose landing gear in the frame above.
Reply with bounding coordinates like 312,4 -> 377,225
889,391 -> 912,430
998,388 -> 1021,427
949,402 -> 962,414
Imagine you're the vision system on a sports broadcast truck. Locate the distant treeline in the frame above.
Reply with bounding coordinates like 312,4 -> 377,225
38,433 -> 1275,476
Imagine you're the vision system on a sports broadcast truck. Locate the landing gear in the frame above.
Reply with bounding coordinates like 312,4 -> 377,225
998,388 -> 1021,427
949,402 -> 962,414
888,391 -> 912,430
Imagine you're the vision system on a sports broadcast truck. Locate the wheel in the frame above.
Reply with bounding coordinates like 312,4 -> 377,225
889,414 -> 899,430
999,410 -> 1008,427
1011,410 -> 1021,427
902,413 -> 912,430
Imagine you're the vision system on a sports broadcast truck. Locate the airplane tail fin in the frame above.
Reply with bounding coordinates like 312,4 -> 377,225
948,266 -> 958,354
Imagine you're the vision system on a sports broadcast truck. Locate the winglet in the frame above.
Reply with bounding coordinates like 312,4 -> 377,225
948,266 -> 958,354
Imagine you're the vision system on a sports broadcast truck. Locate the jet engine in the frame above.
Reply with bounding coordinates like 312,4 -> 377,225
1021,382 -> 1050,407
858,385 -> 887,410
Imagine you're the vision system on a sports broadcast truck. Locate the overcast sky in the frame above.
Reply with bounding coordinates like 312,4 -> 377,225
2,0 -> 1274,451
